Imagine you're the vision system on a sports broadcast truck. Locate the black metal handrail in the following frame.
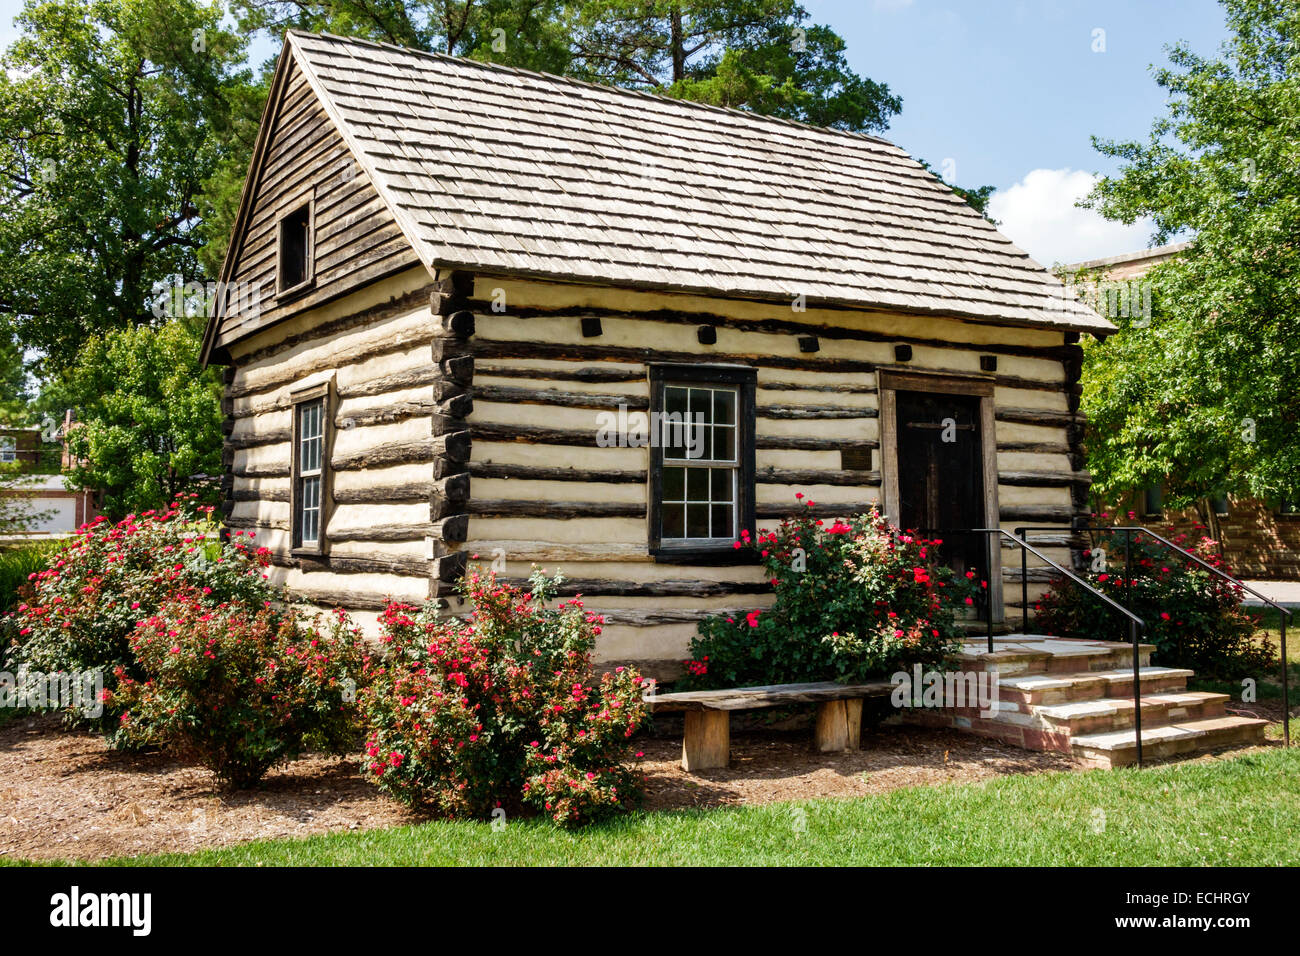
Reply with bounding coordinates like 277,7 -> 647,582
906,526 -> 1150,765
1017,523 -> 1292,748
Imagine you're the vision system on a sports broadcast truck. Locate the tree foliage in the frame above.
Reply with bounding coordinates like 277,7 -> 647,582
1080,0 -> 1300,506
0,0 -> 253,373
235,0 -> 901,131
566,0 -> 900,131
46,317 -> 222,518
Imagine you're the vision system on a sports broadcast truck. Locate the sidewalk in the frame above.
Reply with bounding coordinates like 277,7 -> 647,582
1240,580 -> 1300,608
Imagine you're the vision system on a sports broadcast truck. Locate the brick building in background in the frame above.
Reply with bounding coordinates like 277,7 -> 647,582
1067,242 -> 1299,581
0,415 -> 98,537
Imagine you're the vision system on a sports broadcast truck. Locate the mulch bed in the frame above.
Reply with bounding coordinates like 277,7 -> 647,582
0,709 -> 1278,861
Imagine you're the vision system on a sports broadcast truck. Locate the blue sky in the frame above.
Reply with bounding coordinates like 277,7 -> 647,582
825,0 -> 1230,263
0,0 -> 1231,264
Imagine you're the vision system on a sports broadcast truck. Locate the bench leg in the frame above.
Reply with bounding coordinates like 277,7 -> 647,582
814,699 -> 863,752
682,710 -> 729,771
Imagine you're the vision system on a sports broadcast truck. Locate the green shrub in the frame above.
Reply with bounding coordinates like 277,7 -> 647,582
680,502 -> 977,690
1035,527 -> 1274,679
359,569 -> 647,828
2,498 -> 281,725
110,592 -> 365,788
0,541 -> 61,615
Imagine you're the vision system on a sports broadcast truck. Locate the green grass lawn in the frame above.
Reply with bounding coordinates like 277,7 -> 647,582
19,747 -> 1299,867
1189,606 -> 1296,738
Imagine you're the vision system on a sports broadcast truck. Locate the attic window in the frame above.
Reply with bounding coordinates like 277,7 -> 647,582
277,203 -> 313,294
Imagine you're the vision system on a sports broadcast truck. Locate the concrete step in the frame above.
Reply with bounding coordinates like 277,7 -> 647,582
1071,715 -> 1269,768
1030,690 -> 1229,735
912,636 -> 1272,769
909,690 -> 1229,754
958,636 -> 1154,678
997,666 -> 1194,707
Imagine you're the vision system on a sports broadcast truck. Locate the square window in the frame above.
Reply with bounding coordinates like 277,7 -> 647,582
649,366 -> 755,559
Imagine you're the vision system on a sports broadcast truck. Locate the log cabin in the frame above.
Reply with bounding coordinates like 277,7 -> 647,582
200,30 -> 1114,678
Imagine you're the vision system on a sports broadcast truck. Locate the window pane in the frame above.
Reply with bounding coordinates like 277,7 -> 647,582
711,467 -> 733,502
694,421 -> 712,460
663,465 -> 685,501
714,389 -> 735,425
713,424 -> 734,461
686,467 -> 707,501
662,502 -> 684,539
686,503 -> 709,538
711,503 -> 734,538
688,388 -> 713,424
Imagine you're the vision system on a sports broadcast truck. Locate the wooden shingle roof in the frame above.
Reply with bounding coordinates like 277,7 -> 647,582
276,31 -> 1111,333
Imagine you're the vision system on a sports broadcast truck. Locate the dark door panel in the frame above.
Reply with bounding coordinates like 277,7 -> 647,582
895,389 -> 985,578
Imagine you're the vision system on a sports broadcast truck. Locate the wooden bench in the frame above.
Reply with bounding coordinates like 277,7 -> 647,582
643,680 -> 896,771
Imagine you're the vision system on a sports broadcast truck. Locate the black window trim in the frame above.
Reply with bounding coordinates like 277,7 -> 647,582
648,363 -> 757,565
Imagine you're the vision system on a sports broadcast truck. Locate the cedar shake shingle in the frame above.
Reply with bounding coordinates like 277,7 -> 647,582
271,31 -> 1112,334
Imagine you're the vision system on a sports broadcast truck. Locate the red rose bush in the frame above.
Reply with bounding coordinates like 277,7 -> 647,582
111,594 -> 365,788
359,568 -> 647,827
681,501 -> 977,689
4,498 -> 280,726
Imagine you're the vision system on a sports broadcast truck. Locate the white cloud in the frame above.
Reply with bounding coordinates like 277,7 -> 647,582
988,167 -> 1153,267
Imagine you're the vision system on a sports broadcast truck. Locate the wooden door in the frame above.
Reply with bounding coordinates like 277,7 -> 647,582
895,389 -> 986,577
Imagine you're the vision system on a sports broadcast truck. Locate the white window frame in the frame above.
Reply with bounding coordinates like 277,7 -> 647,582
659,383 -> 740,545
290,381 -> 331,554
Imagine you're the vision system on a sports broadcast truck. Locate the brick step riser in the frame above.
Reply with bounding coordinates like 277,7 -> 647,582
906,706 -> 1258,760
903,710 -> 1073,753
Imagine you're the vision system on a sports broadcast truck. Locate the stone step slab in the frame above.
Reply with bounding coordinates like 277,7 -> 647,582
1071,715 -> 1268,768
958,636 -> 1154,678
996,666 -> 1193,707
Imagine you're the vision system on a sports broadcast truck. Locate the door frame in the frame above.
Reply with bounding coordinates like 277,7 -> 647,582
878,368 -> 1003,622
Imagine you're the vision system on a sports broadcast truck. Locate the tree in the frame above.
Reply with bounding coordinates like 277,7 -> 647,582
0,0 -> 254,373
566,0 -> 900,132
0,325 -> 32,424
45,316 -> 223,518
234,0 -> 574,71
1079,0 -> 1300,508
917,159 -> 996,220
235,0 -> 901,132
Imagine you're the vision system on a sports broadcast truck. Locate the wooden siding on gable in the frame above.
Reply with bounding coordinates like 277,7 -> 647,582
213,54 -> 419,355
